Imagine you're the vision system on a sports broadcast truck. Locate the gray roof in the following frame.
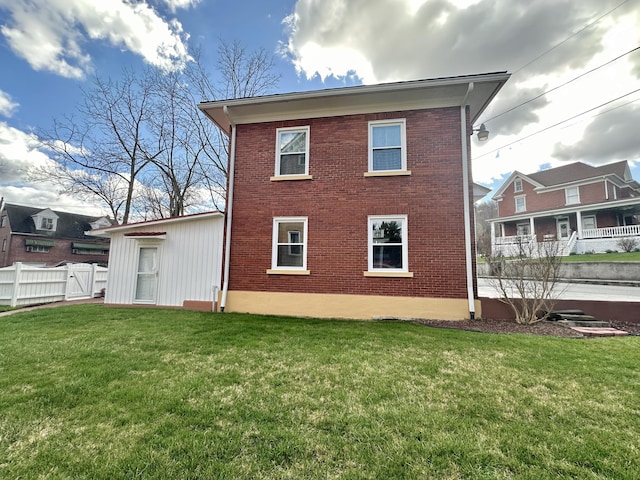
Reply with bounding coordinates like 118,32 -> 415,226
526,161 -> 630,187
2,203 -> 112,240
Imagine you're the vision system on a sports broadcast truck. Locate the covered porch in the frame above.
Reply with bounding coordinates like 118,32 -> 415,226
490,200 -> 640,257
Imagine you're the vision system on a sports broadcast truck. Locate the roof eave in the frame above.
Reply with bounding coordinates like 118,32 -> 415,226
199,72 -> 510,135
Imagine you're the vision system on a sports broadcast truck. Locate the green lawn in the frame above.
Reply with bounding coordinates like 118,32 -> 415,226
564,251 -> 640,262
478,251 -> 640,263
1,306 -> 639,479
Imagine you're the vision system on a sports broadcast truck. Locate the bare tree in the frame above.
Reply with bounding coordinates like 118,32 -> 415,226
474,200 -> 498,258
34,40 -> 279,222
36,69 -> 160,224
486,237 -> 564,324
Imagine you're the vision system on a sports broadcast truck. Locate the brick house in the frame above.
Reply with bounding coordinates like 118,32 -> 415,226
199,73 -> 510,320
0,201 -> 112,267
489,161 -> 640,256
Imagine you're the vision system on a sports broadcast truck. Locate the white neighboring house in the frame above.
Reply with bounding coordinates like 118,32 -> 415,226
92,212 -> 224,311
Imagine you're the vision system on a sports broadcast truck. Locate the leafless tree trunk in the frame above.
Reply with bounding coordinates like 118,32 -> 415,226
486,236 -> 564,324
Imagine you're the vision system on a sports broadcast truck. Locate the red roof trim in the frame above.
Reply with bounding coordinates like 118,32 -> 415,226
124,232 -> 167,237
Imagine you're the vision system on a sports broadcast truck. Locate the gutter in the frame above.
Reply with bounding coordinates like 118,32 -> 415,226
461,83 -> 476,320
220,106 -> 237,312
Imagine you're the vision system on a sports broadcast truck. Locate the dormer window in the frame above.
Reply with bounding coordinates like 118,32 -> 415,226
514,178 -> 523,192
32,209 -> 59,233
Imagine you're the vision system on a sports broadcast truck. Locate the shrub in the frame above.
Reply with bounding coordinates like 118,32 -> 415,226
617,237 -> 638,253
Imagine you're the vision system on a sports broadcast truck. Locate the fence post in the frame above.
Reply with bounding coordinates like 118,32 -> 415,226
64,263 -> 71,301
10,262 -> 21,307
91,263 -> 98,297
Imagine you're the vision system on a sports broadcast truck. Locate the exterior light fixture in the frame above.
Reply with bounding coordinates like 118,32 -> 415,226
474,123 -> 489,141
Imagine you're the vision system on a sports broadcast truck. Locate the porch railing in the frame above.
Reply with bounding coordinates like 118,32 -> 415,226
494,234 -> 532,245
581,225 -> 640,239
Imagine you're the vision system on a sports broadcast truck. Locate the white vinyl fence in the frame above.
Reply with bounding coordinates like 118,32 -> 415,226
0,262 -> 107,307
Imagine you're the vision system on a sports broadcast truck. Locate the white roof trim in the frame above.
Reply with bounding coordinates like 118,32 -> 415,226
90,211 -> 223,236
199,72 -> 510,136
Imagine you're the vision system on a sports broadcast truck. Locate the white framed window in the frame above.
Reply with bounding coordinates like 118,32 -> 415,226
40,217 -> 54,230
516,223 -> 531,236
271,217 -> 308,271
515,195 -> 526,213
582,215 -> 596,230
275,126 -> 309,177
2,238 -> 7,251
368,215 -> 408,272
565,186 -> 580,204
1,216 -> 7,228
514,178 -> 523,192
26,245 -> 50,253
368,119 -> 407,172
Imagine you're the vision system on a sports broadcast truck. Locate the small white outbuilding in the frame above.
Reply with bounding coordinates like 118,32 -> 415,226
92,212 -> 224,311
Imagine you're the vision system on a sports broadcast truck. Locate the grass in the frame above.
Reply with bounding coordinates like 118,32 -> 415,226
564,251 -> 640,262
478,251 -> 640,263
1,306 -> 639,479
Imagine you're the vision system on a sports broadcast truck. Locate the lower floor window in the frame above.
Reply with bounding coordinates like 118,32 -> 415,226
26,245 -> 50,253
368,215 -> 408,272
272,217 -> 307,270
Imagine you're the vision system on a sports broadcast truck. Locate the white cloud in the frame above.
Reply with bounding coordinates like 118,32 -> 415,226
0,122 -> 106,215
283,0 -> 640,191
0,90 -> 18,118
0,0 -> 192,79
161,0 -> 201,13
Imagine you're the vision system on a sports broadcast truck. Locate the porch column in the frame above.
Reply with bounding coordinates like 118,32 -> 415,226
530,217 -> 535,238
500,223 -> 505,237
576,210 -> 582,239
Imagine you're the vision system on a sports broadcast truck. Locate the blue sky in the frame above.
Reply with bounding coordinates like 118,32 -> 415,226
1,0 -> 639,216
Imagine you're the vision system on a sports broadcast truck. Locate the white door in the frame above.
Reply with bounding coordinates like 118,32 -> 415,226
66,263 -> 93,299
135,247 -> 159,303
557,218 -> 570,240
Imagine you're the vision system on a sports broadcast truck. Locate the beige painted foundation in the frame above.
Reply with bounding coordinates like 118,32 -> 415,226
224,291 -> 481,320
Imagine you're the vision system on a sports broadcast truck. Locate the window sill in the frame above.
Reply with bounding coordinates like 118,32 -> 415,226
363,170 -> 411,177
363,271 -> 414,278
270,175 -> 313,182
267,269 -> 311,275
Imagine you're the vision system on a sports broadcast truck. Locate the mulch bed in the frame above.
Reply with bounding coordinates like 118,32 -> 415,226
415,318 -> 640,337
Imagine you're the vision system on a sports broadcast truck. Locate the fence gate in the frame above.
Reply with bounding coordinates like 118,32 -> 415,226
66,263 -> 94,300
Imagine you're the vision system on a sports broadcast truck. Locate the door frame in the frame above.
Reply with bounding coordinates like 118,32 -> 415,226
556,217 -> 571,240
133,244 -> 161,304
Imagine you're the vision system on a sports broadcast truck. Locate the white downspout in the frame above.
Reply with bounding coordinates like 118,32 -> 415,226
460,83 -> 476,320
220,106 -> 236,312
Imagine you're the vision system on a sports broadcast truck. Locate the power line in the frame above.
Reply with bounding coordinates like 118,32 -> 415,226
474,89 -> 640,160
483,45 -> 640,124
512,0 -> 631,75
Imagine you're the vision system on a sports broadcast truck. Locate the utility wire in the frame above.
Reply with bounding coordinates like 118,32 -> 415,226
512,0 -> 630,75
474,88 -> 640,160
483,45 -> 640,124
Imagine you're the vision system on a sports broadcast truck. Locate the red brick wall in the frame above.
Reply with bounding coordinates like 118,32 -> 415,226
228,107 -> 474,299
3,236 -> 108,267
499,179 -> 610,216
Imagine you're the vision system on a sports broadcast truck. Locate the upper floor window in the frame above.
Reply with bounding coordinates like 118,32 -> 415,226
514,178 -> 523,192
2,238 -> 6,252
368,119 -> 407,172
275,126 -> 309,177
270,217 -> 308,272
368,215 -> 408,273
515,195 -> 526,213
1,216 -> 7,228
565,186 -> 580,204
